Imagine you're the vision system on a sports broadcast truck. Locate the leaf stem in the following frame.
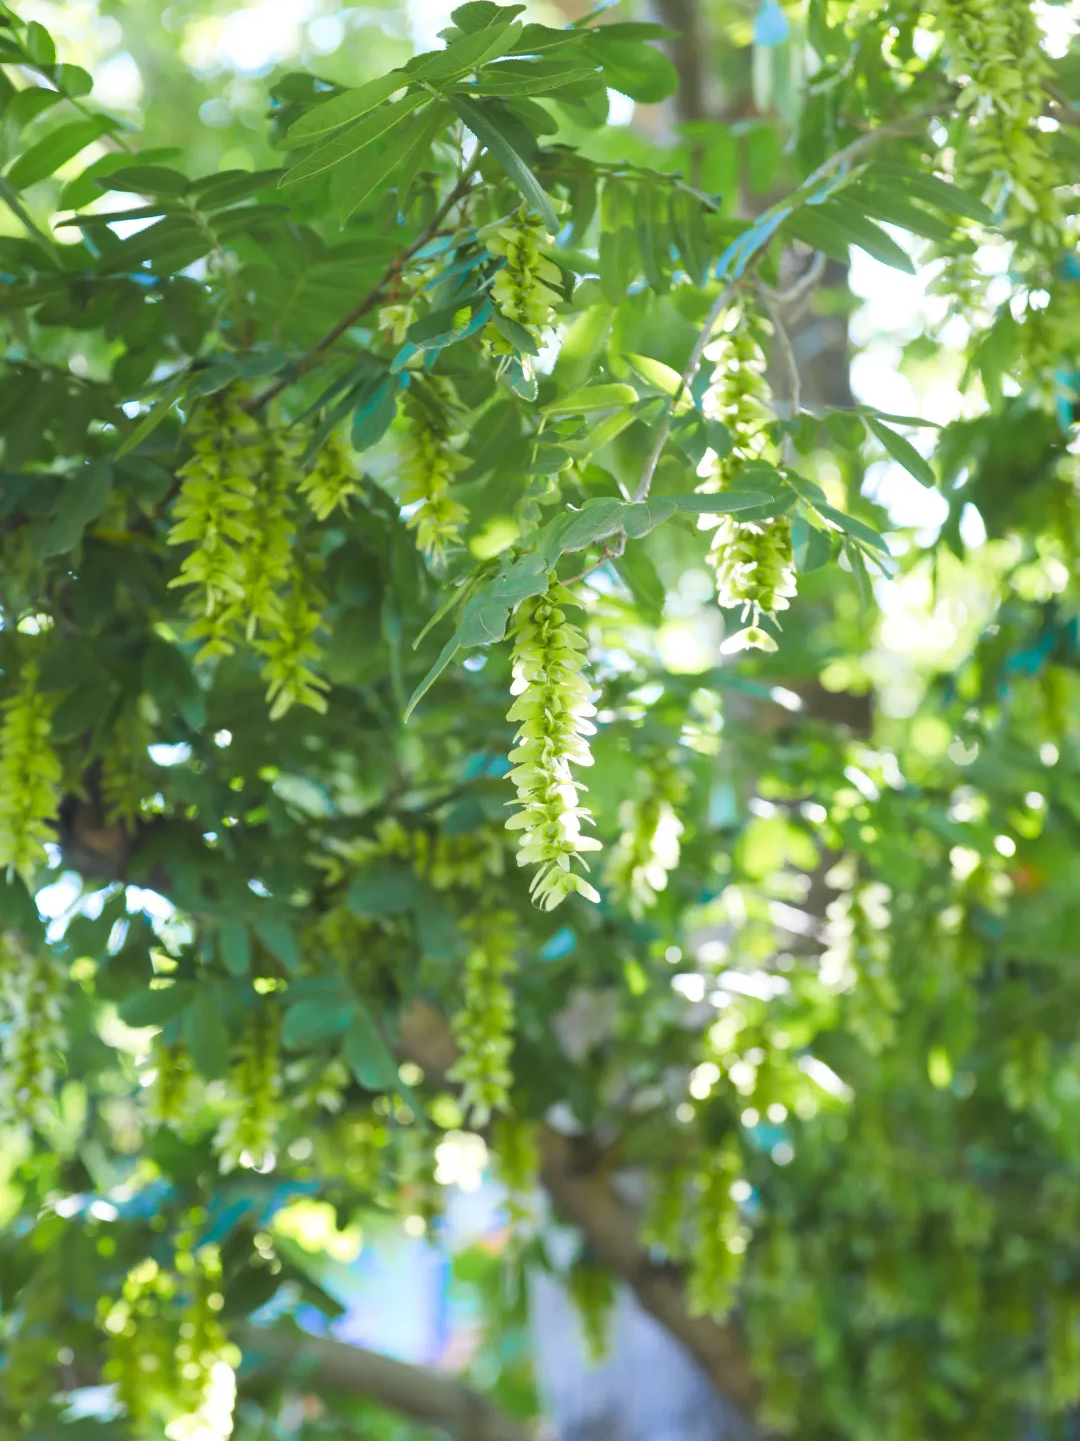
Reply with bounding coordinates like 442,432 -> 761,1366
248,161 -> 480,412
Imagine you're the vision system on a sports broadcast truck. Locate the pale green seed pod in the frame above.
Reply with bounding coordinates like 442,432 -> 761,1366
0,942 -> 64,1133
214,1001 -> 282,1173
505,579 -> 602,909
167,390 -> 260,662
448,911 -> 519,1125
399,381 -> 469,563
686,1138 -> 750,1320
0,665 -> 61,882
698,309 -> 796,645
299,428 -> 362,522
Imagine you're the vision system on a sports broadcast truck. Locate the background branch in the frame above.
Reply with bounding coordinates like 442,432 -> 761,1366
538,1128 -> 764,1433
238,1325 -> 534,1441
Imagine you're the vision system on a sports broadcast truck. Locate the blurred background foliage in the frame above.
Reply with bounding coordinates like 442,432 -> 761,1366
2,0 -> 1080,1440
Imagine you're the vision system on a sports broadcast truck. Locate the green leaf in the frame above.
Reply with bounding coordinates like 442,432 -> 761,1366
97,164 -> 189,195
254,917 -> 302,973
586,35 -> 679,101
622,498 -> 677,537
408,20 -> 523,83
7,117 -> 112,190
865,162 -> 996,225
286,72 -> 406,145
346,860 -> 420,916
218,921 -> 251,977
471,61 -> 599,96
118,984 -> 195,1028
117,373 -> 189,459
786,199 -> 916,272
623,353 -> 683,398
352,376 -> 399,451
183,989 -> 231,1080
543,382 -> 638,415
283,996 -> 356,1049
821,197 -> 916,271
815,500 -> 890,555
453,2 -> 526,32
539,497 -> 626,560
280,92 -> 428,186
669,490 -> 776,513
24,21 -> 56,67
490,308 -> 540,355
843,183 -> 957,244
865,416 -> 937,488
39,461 -> 112,556
613,544 -> 665,620
336,107 -> 436,222
404,631 -> 462,721
449,94 -> 559,232
342,1005 -> 400,1091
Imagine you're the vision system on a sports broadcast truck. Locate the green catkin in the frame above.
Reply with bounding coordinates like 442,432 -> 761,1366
298,429 -> 362,521
255,555 -> 329,720
699,310 -> 795,650
101,707 -> 153,829
399,383 -> 469,564
145,1035 -> 195,1128
487,207 -> 561,346
0,944 -> 64,1133
239,428 -> 296,641
505,580 -> 602,909
687,1139 -> 750,1320
567,1255 -> 615,1364
937,0 -> 1060,248
101,1239 -> 238,1441
214,1001 -> 281,1173
0,666 -> 61,881
605,789 -> 684,919
643,1164 -> 691,1262
448,912 -> 518,1125
167,391 -> 258,661
820,869 -> 899,1055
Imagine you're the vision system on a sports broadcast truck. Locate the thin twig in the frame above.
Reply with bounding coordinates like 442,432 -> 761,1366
759,249 -> 827,309
755,280 -> 800,421
247,162 -> 480,412
632,107 -> 940,504
634,276 -> 739,503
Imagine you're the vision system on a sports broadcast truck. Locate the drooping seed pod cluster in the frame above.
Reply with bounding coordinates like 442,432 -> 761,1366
100,706 -> 154,829
686,1138 -> 750,1320
0,665 -> 61,882
214,999 -> 281,1173
399,380 -> 470,564
487,206 -> 562,346
700,308 -> 795,650
0,940 -> 64,1133
298,427 -> 362,521
101,1238 -> 238,1441
605,779 -> 685,919
167,390 -> 259,662
506,579 -> 602,909
143,1034 -> 195,1129
448,911 -> 518,1125
937,0 -> 1059,248
167,392 -> 349,717
820,861 -> 898,1055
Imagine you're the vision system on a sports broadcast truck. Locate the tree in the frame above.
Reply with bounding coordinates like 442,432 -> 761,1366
1,0 -> 1079,1437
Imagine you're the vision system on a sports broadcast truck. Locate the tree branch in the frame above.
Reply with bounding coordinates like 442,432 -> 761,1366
238,1324 -> 534,1441
247,164 -> 479,412
537,1128 -> 764,1432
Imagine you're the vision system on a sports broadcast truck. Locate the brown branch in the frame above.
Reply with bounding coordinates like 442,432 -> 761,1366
238,1325 -> 534,1441
537,1128 -> 765,1430
247,164 -> 479,412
